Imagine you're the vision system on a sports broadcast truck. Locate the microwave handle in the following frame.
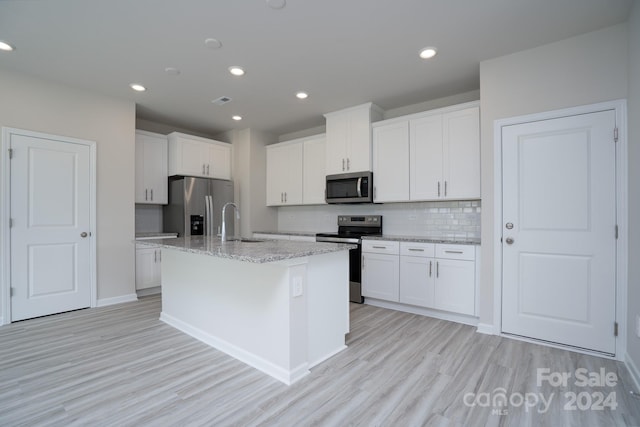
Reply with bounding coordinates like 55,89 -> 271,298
356,177 -> 362,198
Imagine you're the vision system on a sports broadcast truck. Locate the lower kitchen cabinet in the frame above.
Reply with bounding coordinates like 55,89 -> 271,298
364,239 -> 477,317
135,245 -> 162,290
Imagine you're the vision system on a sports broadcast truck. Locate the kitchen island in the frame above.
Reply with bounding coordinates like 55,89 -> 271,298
137,236 -> 355,385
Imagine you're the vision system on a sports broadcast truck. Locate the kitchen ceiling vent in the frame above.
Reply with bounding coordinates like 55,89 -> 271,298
212,96 -> 232,106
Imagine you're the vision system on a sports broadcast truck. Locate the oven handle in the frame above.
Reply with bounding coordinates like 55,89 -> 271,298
316,236 -> 361,244
356,177 -> 362,198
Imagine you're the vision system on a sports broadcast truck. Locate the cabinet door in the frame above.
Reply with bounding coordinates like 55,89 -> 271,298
362,253 -> 399,301
346,106 -> 372,173
400,256 -> 435,307
207,143 -> 231,180
434,258 -> 475,315
410,114 -> 443,200
135,131 -> 168,204
373,121 -> 409,202
179,138 -> 208,177
325,112 -> 349,175
144,138 -> 168,204
302,136 -> 326,204
442,107 -> 480,200
266,143 -> 303,206
135,247 -> 161,290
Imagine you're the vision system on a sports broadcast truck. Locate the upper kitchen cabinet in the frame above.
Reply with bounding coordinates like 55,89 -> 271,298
266,141 -> 303,206
411,104 -> 480,201
266,134 -> 327,206
302,135 -> 327,205
372,120 -> 410,202
324,103 -> 383,175
135,130 -> 168,204
167,132 -> 232,180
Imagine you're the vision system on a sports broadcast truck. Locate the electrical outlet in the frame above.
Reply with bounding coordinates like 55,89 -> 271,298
292,276 -> 303,297
636,315 -> 640,338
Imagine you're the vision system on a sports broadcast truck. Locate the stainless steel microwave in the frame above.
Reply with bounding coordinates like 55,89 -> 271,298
325,171 -> 373,204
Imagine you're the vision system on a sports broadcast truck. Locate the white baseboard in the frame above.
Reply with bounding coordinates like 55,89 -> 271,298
625,352 -> 640,391
0,316 -> 4,326
476,323 -> 497,335
136,287 -> 161,297
96,293 -> 138,307
364,298 -> 479,327
160,311 -> 310,385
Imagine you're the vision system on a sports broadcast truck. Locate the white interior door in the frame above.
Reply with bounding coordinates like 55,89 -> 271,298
501,110 -> 617,355
10,131 -> 93,321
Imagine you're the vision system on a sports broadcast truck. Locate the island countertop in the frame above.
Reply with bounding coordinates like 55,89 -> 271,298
136,236 -> 356,263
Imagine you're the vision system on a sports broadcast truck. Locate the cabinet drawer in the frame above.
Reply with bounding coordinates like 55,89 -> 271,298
400,242 -> 435,257
362,240 -> 399,255
435,244 -> 475,261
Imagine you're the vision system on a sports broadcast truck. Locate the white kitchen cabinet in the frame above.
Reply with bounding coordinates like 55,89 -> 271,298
135,245 -> 162,290
324,103 -> 383,175
302,135 -> 327,205
399,242 -> 435,307
432,244 -> 476,315
362,240 -> 400,302
372,120 -> 409,202
168,132 -> 232,180
410,105 -> 480,201
135,130 -> 168,204
266,141 -> 303,206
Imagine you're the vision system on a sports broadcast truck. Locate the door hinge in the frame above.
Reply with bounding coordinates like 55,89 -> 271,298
9,218 -> 13,228
614,127 -> 619,143
8,148 -> 13,159
10,287 -> 14,297
615,225 -> 619,239
614,322 -> 619,337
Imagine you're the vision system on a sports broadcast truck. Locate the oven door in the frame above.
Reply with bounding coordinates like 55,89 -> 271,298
349,244 -> 364,303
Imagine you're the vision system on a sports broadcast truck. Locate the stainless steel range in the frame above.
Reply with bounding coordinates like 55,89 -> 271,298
316,215 -> 382,303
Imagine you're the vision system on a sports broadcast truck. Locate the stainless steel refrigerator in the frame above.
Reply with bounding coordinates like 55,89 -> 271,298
163,176 -> 234,238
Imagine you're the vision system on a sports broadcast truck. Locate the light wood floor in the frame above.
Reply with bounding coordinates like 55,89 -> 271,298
1,295 -> 639,426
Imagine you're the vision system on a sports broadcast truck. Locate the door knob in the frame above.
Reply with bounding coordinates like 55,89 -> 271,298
80,232 -> 88,238
505,222 -> 514,230
505,237 -> 514,245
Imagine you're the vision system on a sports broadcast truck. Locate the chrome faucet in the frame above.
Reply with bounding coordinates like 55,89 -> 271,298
221,202 -> 240,243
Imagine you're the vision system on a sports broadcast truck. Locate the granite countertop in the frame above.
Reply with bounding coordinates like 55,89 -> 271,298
362,235 -> 481,245
136,236 -> 356,263
135,232 -> 179,240
253,230 -> 318,238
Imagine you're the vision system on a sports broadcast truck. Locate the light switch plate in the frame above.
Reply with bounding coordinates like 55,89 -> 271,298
636,315 -> 640,338
292,276 -> 303,297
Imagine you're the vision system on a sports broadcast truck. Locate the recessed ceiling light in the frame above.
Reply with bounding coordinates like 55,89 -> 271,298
205,38 -> 222,49
0,41 -> 15,51
232,115 -> 242,121
296,92 -> 309,100
419,47 -> 437,59
165,67 -> 180,76
228,66 -> 245,76
129,83 -> 146,92
266,0 -> 286,9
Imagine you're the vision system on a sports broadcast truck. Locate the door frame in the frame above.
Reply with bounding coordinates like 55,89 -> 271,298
492,100 -> 628,360
0,127 -> 97,325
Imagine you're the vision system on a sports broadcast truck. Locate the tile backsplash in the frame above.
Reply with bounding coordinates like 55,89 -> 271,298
277,200 -> 481,240
135,205 -> 163,233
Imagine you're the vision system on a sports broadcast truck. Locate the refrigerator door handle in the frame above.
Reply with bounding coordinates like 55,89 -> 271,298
204,195 -> 211,236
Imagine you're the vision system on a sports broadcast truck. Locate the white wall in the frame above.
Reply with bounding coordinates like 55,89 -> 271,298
0,69 -> 136,312
626,1 -> 640,374
222,128 -> 278,237
479,24 -> 629,329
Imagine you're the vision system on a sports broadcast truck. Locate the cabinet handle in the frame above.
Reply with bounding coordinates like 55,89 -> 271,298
284,192 -> 287,203
202,164 -> 206,174
372,245 -> 386,249
159,250 -> 161,262
429,260 -> 432,277
362,255 -> 365,269
281,192 -> 284,203
154,250 -> 157,263
145,189 -> 148,201
408,248 -> 424,252
444,250 -> 464,254
436,261 -> 439,278
207,164 -> 210,175
444,181 -> 447,197
150,189 -> 154,201
438,181 -> 441,197
342,158 -> 345,171
346,158 -> 350,170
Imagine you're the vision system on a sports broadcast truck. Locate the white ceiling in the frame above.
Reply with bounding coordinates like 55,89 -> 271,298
0,0 -> 633,137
